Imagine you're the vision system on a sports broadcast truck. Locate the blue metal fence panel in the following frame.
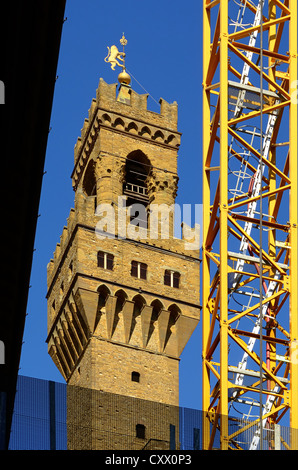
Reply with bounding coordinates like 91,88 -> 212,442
9,375 -> 67,450
8,375 -> 296,450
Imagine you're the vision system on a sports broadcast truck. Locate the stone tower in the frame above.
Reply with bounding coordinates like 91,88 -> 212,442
46,70 -> 201,449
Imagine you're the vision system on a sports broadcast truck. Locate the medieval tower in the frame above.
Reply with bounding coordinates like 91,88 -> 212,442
46,38 -> 200,450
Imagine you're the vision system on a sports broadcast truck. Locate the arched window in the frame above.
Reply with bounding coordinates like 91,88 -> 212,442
82,160 -> 96,196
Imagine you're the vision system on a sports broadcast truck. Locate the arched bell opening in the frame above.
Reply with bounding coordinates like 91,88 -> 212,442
82,160 -> 97,197
123,150 -> 152,229
82,159 -> 97,211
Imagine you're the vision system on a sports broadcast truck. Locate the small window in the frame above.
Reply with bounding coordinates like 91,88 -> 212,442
164,270 -> 171,286
98,251 -> 114,270
164,270 -> 180,288
136,424 -> 146,440
132,371 -> 140,383
131,261 -> 147,280
173,271 -> 180,288
131,260 -> 138,277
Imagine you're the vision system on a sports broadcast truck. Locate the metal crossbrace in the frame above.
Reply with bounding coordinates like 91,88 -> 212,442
230,0 -> 257,34
228,127 -> 258,203
226,0 -> 284,449
230,109 -> 279,287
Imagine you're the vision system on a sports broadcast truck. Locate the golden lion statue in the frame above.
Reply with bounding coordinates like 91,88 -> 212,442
104,45 -> 125,70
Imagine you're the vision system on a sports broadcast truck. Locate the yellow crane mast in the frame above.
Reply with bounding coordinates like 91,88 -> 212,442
202,0 -> 297,450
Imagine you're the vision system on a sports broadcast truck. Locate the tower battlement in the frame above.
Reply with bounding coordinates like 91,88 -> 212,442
72,79 -> 181,190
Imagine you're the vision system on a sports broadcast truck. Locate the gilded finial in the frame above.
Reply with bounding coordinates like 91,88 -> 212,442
120,33 -> 127,49
104,33 -> 131,85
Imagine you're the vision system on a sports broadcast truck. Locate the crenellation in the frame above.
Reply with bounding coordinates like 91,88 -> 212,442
96,78 -> 118,105
88,98 -> 97,121
54,243 -> 60,262
67,207 -> 76,226
96,78 -> 178,129
60,226 -> 68,247
130,89 -> 149,112
159,98 -> 178,128
72,78 -> 181,190
81,118 -> 89,140
47,259 -> 55,283
74,137 -> 82,163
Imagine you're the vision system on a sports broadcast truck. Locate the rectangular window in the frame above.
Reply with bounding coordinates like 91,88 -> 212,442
131,260 -> 138,277
97,251 -> 105,268
131,371 -> 140,382
173,271 -> 180,288
131,261 -> 147,280
136,424 -> 146,439
140,263 -> 147,280
106,253 -> 114,270
164,270 -> 180,288
164,270 -> 171,286
97,251 -> 114,270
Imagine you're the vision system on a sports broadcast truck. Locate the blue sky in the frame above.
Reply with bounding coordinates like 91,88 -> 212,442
19,0 -> 204,410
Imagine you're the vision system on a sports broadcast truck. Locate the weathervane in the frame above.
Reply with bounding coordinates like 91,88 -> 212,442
104,33 -> 131,85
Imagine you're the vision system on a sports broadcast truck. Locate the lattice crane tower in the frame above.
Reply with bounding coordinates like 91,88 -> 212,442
202,0 -> 297,450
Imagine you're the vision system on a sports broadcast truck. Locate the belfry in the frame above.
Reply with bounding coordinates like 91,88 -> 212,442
46,35 -> 201,450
